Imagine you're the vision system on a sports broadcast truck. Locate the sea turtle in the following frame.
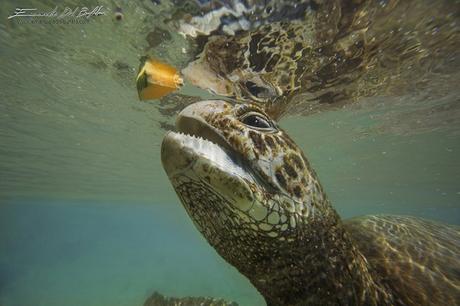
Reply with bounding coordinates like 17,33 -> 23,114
161,100 -> 460,306
166,0 -> 459,119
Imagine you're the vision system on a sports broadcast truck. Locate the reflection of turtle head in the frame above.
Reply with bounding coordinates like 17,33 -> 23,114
174,1 -> 318,107
182,21 -> 316,108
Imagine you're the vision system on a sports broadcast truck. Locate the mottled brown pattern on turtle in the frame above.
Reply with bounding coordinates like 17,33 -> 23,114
161,100 -> 460,306
197,103 -> 319,202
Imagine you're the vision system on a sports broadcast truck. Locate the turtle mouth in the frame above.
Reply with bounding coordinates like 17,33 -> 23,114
175,113 -> 235,157
161,109 -> 249,180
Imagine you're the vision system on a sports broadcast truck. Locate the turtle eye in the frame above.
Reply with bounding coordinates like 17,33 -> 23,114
241,112 -> 273,130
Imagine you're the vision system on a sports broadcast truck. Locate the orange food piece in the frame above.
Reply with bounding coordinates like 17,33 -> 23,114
136,58 -> 183,100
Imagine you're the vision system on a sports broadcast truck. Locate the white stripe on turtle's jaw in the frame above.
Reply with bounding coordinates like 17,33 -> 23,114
162,131 -> 248,180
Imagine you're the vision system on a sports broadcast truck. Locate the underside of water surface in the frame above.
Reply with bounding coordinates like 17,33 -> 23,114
0,1 -> 459,306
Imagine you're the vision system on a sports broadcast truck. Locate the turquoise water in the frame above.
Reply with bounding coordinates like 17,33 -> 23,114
0,201 -> 263,305
1,1 -> 459,306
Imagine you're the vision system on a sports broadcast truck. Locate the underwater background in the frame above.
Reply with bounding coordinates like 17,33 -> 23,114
0,0 -> 459,305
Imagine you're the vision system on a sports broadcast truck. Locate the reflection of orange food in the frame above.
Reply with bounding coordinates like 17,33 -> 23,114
136,58 -> 183,100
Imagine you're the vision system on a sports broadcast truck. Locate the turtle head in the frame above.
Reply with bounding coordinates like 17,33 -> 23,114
161,100 -> 329,278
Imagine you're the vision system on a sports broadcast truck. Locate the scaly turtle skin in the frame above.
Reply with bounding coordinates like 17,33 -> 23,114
161,100 -> 460,306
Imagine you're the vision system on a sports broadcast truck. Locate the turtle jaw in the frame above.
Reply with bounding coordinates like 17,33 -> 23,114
161,130 -> 247,181
161,101 -> 247,180
161,101 -> 256,213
